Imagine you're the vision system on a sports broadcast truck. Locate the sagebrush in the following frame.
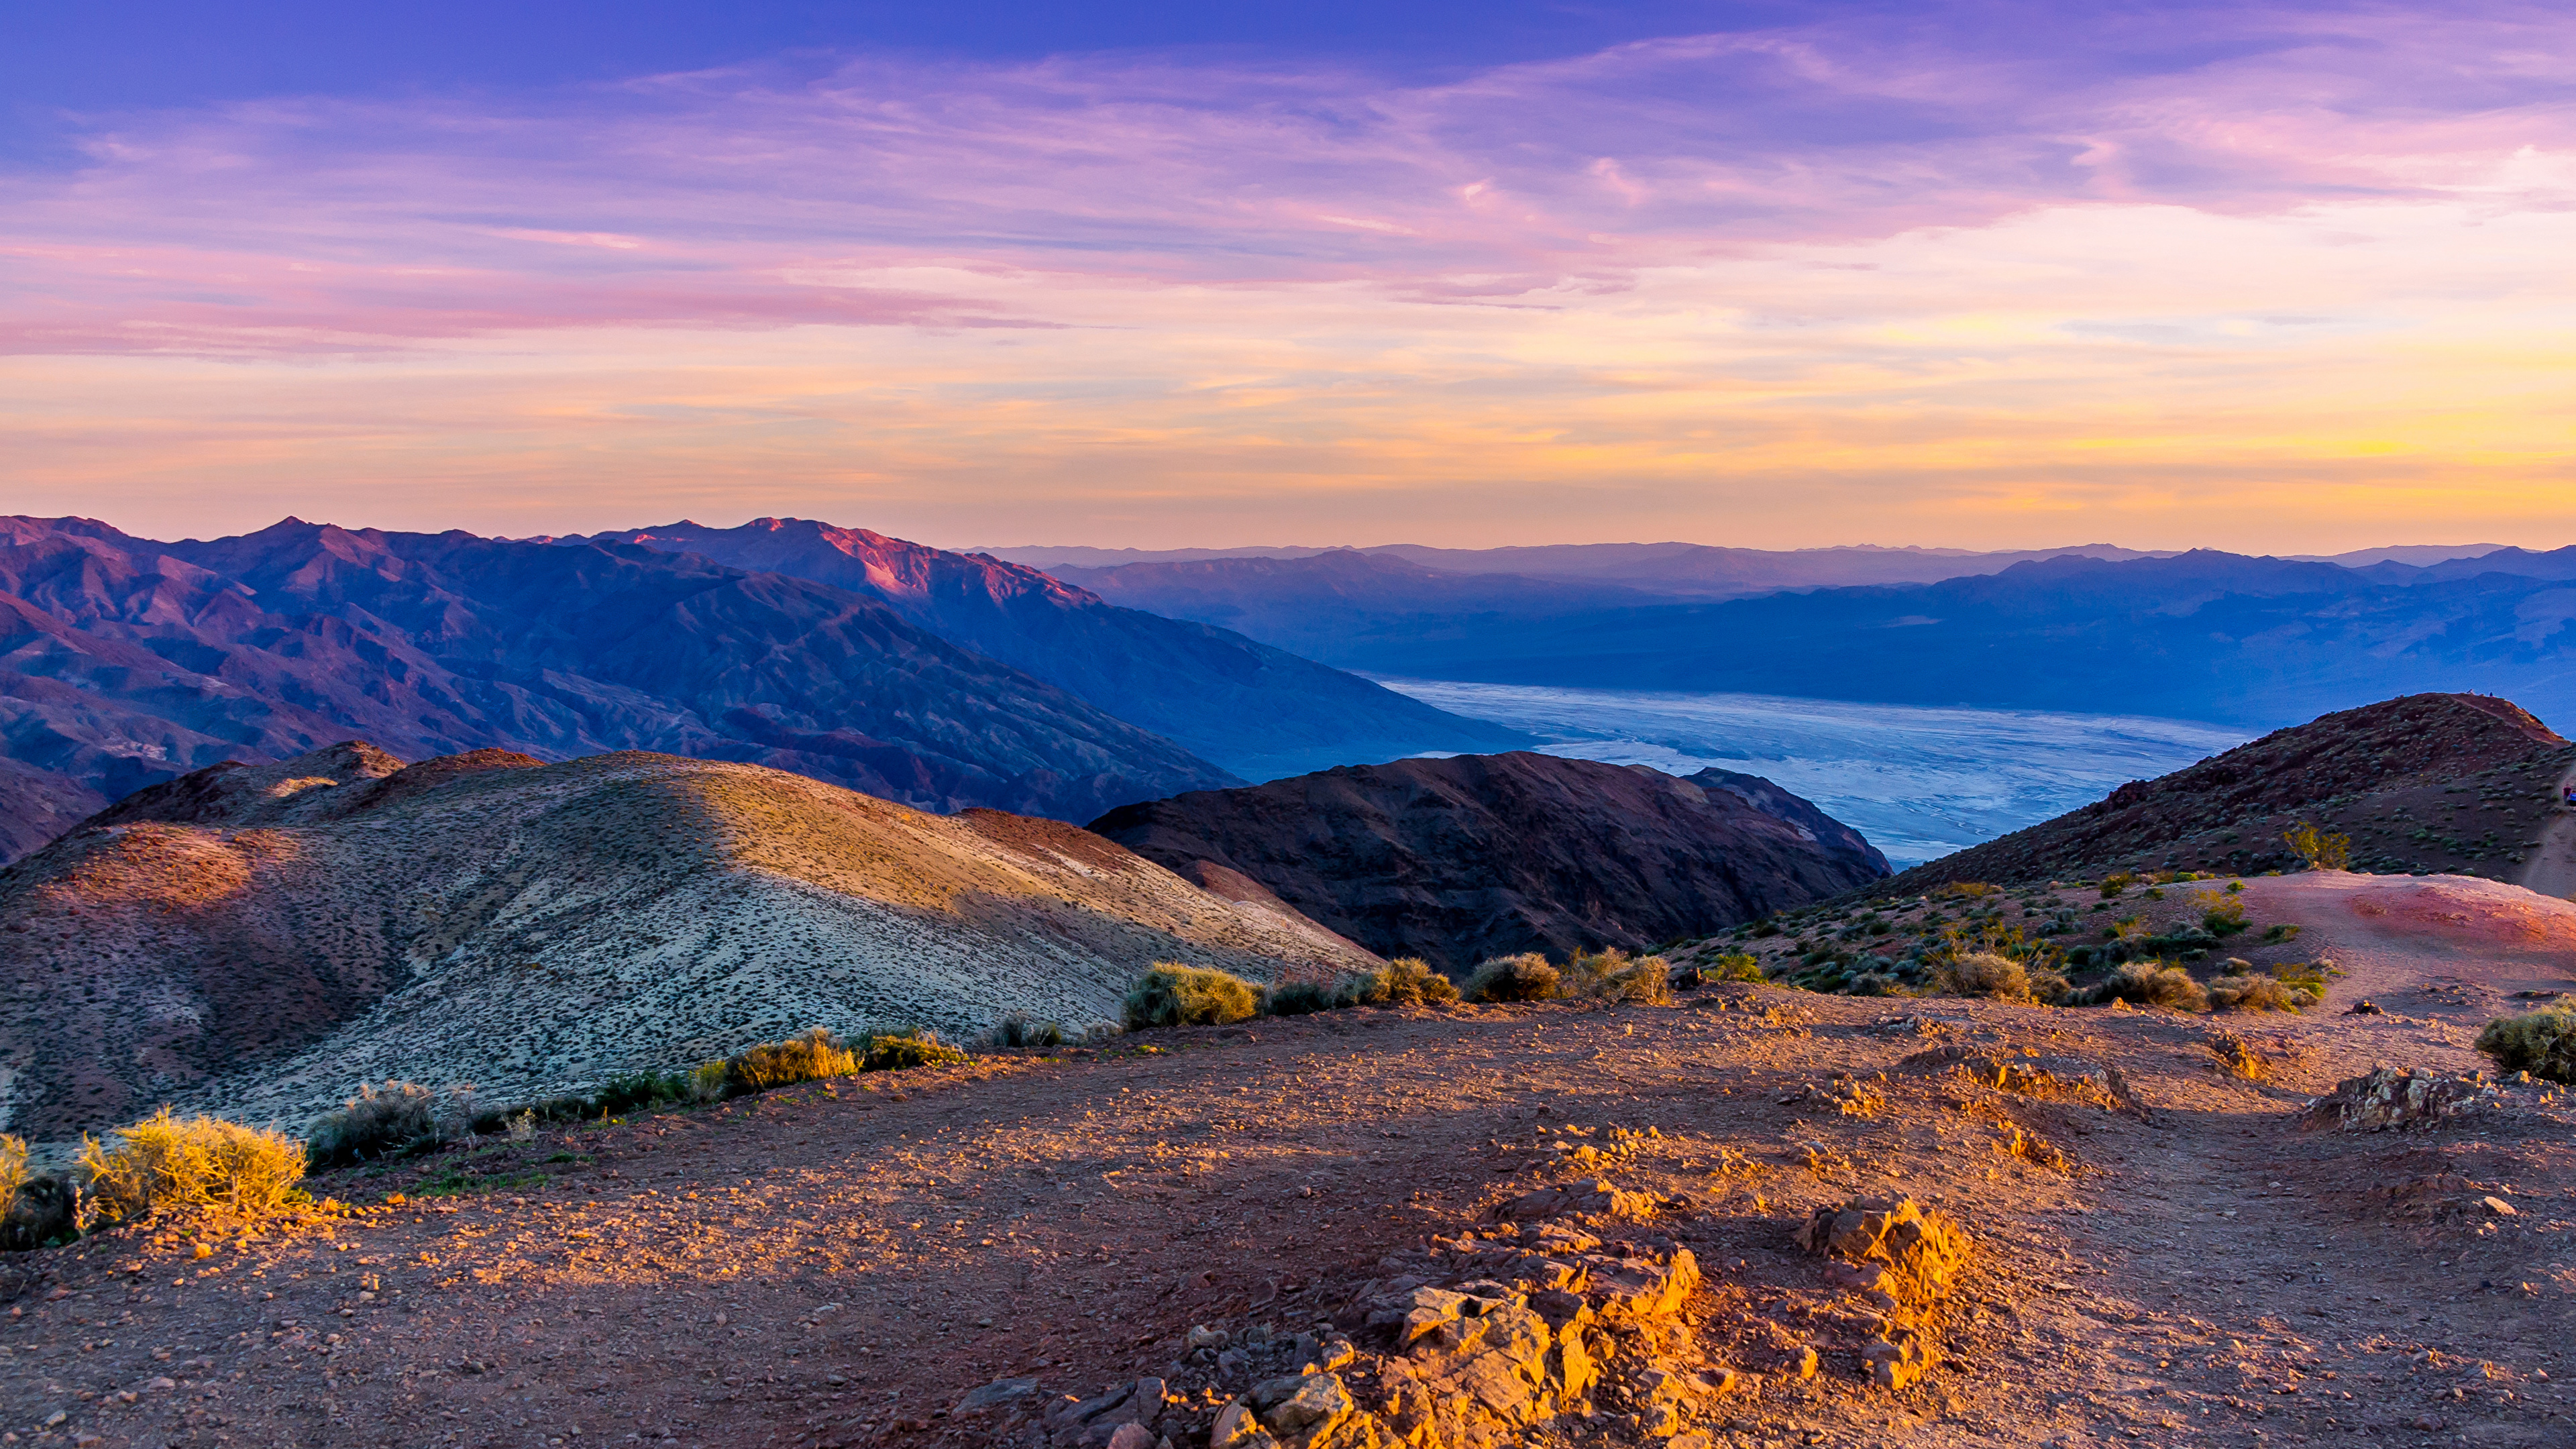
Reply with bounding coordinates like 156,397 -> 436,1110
2076,961 -> 2208,1012
80,1109 -> 308,1228
0,1132 -> 25,1220
1937,951 -> 2035,1002
1463,953 -> 1561,1002
2477,1005 -> 2576,1083
1562,948 -> 1672,1004
724,1027 -> 858,1093
307,1081 -> 474,1167
1707,953 -> 1766,983
1123,963 -> 1260,1029
861,1028 -> 970,1073
983,1011 -> 1066,1049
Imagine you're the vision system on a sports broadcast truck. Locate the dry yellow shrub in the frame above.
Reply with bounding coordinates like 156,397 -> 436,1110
78,1108 -> 307,1228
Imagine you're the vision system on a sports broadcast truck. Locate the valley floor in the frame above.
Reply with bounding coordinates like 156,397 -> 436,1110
7,873 -> 2576,1449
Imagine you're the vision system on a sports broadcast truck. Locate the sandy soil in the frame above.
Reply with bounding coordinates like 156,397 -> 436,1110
9,872 -> 2576,1449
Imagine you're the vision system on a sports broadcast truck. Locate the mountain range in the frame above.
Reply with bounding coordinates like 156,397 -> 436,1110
1048,547 -> 2576,730
0,517 -> 1520,863
568,519 -> 1523,781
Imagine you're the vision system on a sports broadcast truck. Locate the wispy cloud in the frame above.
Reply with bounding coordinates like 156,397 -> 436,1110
2,1 -> 2572,546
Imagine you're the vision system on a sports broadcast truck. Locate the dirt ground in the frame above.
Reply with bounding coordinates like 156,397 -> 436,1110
9,871 -> 2576,1449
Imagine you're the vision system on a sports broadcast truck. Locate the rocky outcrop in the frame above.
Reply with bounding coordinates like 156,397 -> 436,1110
0,516 -> 1241,860
582,519 -> 1529,781
1089,752 -> 1890,973
0,744 -> 1373,1139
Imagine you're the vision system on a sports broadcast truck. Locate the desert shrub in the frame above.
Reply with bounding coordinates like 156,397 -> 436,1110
2196,892 -> 2250,936
2098,872 -> 2136,898
983,1011 -> 1066,1050
859,1028 -> 970,1073
1936,951 -> 2035,1002
1340,957 -> 1458,1008
1463,953 -> 1562,1003
1937,881 -> 2000,900
0,1133 -> 25,1220
79,1109 -> 308,1228
724,1027 -> 859,1093
2476,1004 -> 2576,1083
2208,973 -> 2308,1012
2076,962 -> 2208,1012
2283,821 -> 2352,871
2026,964 -> 2074,1005
1260,979 -> 1342,1016
688,1060 -> 732,1103
593,1071 -> 692,1116
1709,953 -> 1766,983
1847,970 -> 1902,997
307,1081 -> 472,1167
1564,948 -> 1672,1004
1122,963 -> 1260,1030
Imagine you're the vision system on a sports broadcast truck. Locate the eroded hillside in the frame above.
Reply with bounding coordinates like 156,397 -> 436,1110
0,745 -> 1373,1139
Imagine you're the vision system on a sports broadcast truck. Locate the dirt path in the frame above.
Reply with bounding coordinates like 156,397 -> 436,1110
11,885 -> 2576,1448
2519,765 -> 2576,902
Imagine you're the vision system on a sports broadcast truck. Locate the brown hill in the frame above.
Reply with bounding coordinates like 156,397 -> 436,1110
0,744 -> 1373,1140
1877,692 -> 2573,892
1087,751 -> 1889,973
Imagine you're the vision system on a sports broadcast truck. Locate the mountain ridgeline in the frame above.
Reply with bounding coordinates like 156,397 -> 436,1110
0,516 -> 1519,863
1088,751 -> 1890,973
1044,546 -> 2576,730
573,519 -> 1525,781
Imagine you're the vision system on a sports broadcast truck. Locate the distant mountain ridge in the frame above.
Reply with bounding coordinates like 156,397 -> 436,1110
570,519 -> 1525,780
0,516 -> 1245,861
1057,546 -> 2576,731
1089,751 -> 1890,972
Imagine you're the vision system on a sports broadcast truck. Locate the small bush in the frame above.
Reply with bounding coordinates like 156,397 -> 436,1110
1462,953 -> 1562,1003
2477,1005 -> 2576,1083
2208,973 -> 2308,1012
2076,962 -> 2208,1012
1847,970 -> 1903,997
1564,948 -> 1672,1004
0,1132 -> 25,1220
1123,963 -> 1260,1030
592,1071 -> 691,1116
2098,872 -> 2135,898
1937,951 -> 2036,1002
2197,892 -> 2250,936
1374,957 -> 1460,1007
983,1012 -> 1066,1050
725,1027 -> 858,1094
307,1081 -> 472,1167
2284,821 -> 2352,871
1709,953 -> 1766,983
2026,964 -> 2074,1005
1937,881 -> 2000,900
79,1109 -> 308,1228
860,1028 -> 970,1073
1260,979 -> 1341,1016
688,1060 -> 732,1103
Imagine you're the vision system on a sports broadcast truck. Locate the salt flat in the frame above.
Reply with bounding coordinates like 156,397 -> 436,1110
1381,679 -> 2250,867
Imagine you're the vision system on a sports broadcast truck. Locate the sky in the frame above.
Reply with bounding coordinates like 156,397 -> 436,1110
3,1 -> 2573,551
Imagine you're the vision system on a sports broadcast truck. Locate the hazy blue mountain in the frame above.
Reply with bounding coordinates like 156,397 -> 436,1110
574,519 -> 1528,780
1326,551 -> 2576,730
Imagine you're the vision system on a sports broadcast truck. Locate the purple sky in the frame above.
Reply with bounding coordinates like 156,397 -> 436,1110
5,1 -> 2572,549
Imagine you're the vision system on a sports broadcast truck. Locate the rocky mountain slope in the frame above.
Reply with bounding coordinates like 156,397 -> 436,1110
0,516 -> 1242,861
0,743 -> 1373,1139
1876,692 -> 2573,892
578,519 -> 1525,780
1087,751 -> 1889,972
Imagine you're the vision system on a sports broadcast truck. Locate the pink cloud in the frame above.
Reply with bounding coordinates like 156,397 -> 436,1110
0,3 -> 2570,360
